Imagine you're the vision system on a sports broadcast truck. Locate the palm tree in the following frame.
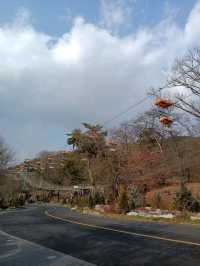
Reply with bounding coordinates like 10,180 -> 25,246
67,123 -> 107,157
67,129 -> 82,150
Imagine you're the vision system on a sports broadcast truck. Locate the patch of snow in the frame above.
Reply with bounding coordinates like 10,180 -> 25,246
190,213 -> 200,221
127,209 -> 174,219
127,211 -> 138,216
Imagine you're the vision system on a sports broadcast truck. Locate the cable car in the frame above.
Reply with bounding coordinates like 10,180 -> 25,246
154,98 -> 173,109
159,116 -> 173,126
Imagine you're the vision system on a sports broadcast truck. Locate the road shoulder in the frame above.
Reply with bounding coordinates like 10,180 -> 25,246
0,229 -> 96,266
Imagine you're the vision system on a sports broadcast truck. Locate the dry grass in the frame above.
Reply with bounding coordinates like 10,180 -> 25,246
146,183 -> 200,209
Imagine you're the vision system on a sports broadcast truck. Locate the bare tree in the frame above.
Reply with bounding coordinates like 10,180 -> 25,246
0,138 -> 13,168
110,121 -> 136,150
168,48 -> 200,119
0,137 -> 13,183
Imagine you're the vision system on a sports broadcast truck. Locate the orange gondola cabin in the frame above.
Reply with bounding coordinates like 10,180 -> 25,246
159,116 -> 173,126
154,98 -> 173,109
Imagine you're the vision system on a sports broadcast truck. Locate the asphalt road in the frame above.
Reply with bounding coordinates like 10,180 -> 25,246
0,204 -> 200,266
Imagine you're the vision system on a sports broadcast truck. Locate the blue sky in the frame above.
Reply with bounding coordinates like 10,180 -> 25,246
0,0 -> 200,161
0,0 -> 196,36
0,0 -> 99,36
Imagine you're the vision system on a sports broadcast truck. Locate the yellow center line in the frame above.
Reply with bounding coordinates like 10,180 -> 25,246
45,210 -> 200,247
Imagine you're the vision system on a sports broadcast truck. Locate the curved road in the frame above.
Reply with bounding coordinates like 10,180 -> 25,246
0,204 -> 200,266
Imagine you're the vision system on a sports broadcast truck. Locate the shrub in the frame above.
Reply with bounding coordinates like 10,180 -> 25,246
93,192 -> 105,205
153,191 -> 162,209
106,193 -> 114,204
118,187 -> 129,213
127,186 -> 142,210
88,193 -> 95,208
0,198 -> 9,209
71,193 -> 79,206
9,195 -> 26,208
173,183 -> 200,212
87,191 -> 105,208
76,196 -> 89,207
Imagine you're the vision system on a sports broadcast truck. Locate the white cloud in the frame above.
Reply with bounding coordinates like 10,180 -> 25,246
185,0 -> 200,46
0,1 -> 200,160
100,0 -> 134,33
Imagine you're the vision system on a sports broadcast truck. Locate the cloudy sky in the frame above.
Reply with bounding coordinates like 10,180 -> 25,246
0,0 -> 200,161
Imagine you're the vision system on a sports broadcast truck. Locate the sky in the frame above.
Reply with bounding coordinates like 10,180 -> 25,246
0,0 -> 200,161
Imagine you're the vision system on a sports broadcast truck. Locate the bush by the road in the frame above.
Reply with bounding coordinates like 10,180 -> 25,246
118,187 -> 129,213
0,193 -> 26,209
72,191 -> 106,209
173,183 -> 200,212
152,191 -> 162,209
127,186 -> 142,210
0,198 -> 9,209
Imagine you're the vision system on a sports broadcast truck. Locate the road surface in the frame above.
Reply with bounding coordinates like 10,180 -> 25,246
0,204 -> 200,266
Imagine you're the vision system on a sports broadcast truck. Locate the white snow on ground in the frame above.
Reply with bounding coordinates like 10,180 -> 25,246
127,209 -> 175,219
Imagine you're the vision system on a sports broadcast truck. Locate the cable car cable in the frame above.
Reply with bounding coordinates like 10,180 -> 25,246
102,96 -> 149,126
102,87 -> 192,127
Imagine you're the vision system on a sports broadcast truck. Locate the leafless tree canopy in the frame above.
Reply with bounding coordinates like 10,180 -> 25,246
0,137 -> 13,169
0,137 -> 13,184
168,48 -> 200,119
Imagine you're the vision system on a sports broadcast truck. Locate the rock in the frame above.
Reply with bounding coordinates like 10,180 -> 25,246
144,207 -> 152,211
95,204 -> 113,213
95,204 -> 105,212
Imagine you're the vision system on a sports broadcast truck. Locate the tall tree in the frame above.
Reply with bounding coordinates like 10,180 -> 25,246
67,123 -> 107,157
0,137 -> 13,183
67,129 -> 82,150
67,123 -> 107,186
